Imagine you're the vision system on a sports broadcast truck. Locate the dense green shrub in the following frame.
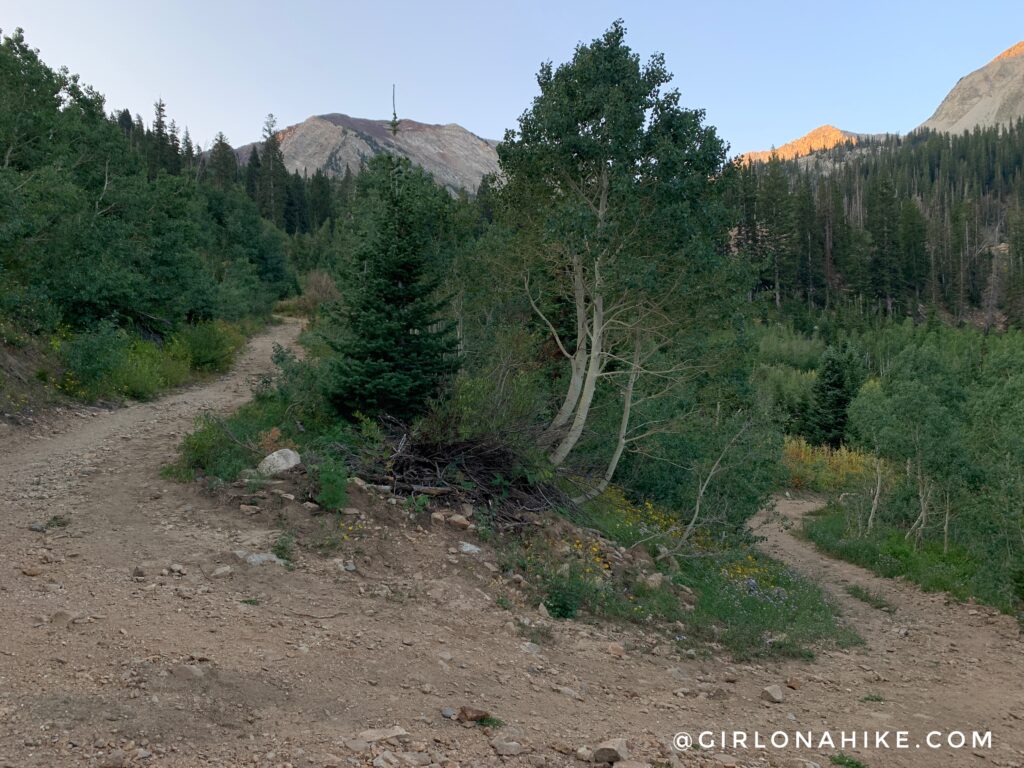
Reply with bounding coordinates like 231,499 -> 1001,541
173,321 -> 245,372
0,29 -> 287,377
58,321 -> 130,399
313,457 -> 348,511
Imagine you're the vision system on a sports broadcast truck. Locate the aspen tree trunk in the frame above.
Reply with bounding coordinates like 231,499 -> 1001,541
866,457 -> 882,533
537,256 -> 589,447
571,334 -> 640,503
549,293 -> 603,467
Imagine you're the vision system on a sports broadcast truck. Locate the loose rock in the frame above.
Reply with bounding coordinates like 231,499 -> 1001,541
357,726 -> 408,743
761,684 -> 785,703
447,515 -> 471,530
592,738 -> 629,764
257,448 -> 301,476
457,706 -> 490,722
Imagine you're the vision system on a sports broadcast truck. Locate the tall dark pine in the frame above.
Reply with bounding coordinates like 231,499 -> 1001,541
181,128 -> 196,176
322,155 -> 457,421
283,171 -> 310,234
244,146 -> 261,201
308,169 -> 333,229
257,114 -> 288,227
867,176 -> 900,315
806,343 -> 864,448
209,132 -> 238,189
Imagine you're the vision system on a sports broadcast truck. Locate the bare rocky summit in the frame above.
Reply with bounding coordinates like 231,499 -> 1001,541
919,41 -> 1024,134
240,113 -> 500,193
740,124 -> 862,163
746,42 -> 1024,164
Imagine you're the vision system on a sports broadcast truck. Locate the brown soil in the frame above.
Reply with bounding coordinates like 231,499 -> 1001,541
1,320 -> 1022,768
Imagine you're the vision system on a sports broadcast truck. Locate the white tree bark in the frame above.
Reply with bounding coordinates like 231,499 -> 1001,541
536,255 -> 590,447
866,457 -> 882,533
549,293 -> 603,467
571,333 -> 640,503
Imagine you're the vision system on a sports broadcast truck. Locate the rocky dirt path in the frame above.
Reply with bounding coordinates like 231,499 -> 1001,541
1,323 -> 1022,768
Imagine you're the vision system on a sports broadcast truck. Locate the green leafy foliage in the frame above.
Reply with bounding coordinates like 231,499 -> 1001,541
173,321 -> 245,373
830,755 -> 868,768
0,28 -> 289,402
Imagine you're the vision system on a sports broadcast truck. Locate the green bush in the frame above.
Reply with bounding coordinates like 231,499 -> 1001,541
314,457 -> 348,510
173,321 -> 245,372
756,324 -> 826,370
168,413 -> 254,481
61,322 -> 209,401
59,321 -> 131,399
752,362 -> 815,433
166,393 -> 294,481
112,339 -> 191,400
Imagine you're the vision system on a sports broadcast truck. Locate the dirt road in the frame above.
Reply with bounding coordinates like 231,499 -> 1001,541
1,321 -> 1022,768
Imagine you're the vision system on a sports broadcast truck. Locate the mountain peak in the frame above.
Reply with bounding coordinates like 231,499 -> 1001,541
240,113 -> 499,193
920,42 -> 1024,134
991,41 -> 1024,64
741,124 -> 859,164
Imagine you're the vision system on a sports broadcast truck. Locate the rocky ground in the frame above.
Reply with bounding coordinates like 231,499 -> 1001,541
1,320 -> 1022,768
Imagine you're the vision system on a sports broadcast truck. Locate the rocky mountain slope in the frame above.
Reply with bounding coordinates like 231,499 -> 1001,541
746,41 -> 1024,163
740,124 -> 862,163
241,114 -> 500,193
919,41 -> 1024,134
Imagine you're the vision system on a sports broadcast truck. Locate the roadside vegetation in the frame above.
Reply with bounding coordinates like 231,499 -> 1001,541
766,320 -> 1024,614
0,28 -> 289,407
164,23 -> 859,661
11,14 -> 1022,661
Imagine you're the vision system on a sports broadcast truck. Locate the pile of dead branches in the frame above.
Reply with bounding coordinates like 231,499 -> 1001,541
353,419 -> 567,530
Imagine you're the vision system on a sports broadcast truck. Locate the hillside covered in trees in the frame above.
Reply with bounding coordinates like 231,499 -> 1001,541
735,124 -> 1024,328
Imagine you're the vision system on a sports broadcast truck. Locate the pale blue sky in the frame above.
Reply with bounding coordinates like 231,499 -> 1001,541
5,1 -> 1024,156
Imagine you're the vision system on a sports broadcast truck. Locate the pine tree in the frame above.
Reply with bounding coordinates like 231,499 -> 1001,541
758,156 -> 793,307
806,343 -> 865,448
244,146 -> 260,201
308,168 -> 333,229
284,171 -> 310,234
866,176 -> 900,315
147,98 -> 169,178
181,128 -> 195,176
257,114 -> 287,227
321,155 -> 457,421
115,108 -> 133,139
209,132 -> 237,189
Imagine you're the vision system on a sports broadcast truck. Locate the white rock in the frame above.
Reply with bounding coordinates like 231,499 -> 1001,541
257,448 -> 301,477
458,542 -> 482,555
492,740 -> 523,756
233,549 -> 285,567
357,726 -> 408,743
